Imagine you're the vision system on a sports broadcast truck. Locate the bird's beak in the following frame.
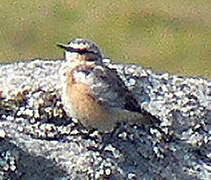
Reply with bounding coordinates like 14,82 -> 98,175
56,43 -> 69,50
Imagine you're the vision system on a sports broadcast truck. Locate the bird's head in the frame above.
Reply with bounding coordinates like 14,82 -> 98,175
57,38 -> 104,65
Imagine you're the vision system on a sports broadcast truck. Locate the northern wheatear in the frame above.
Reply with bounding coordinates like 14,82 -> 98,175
58,38 -> 157,131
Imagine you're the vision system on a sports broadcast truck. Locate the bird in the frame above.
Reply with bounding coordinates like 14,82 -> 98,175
57,38 -> 157,131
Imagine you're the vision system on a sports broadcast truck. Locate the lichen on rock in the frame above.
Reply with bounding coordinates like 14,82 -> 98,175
0,59 -> 210,179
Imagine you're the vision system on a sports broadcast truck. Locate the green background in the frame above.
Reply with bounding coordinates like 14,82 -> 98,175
0,0 -> 210,77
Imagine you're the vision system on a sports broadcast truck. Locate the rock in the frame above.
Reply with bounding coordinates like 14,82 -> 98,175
0,59 -> 210,179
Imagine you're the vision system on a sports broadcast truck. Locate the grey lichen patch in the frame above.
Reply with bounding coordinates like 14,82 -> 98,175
0,59 -> 210,179
0,150 -> 18,179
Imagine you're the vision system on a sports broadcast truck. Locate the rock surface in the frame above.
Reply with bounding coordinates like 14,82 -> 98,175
0,59 -> 210,180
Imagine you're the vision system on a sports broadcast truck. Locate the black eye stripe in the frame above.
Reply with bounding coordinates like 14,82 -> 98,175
66,47 -> 97,55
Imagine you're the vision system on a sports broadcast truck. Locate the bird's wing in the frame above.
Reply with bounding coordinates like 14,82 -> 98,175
89,65 -> 142,113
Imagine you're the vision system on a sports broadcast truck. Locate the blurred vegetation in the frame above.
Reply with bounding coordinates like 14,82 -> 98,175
0,0 -> 210,77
